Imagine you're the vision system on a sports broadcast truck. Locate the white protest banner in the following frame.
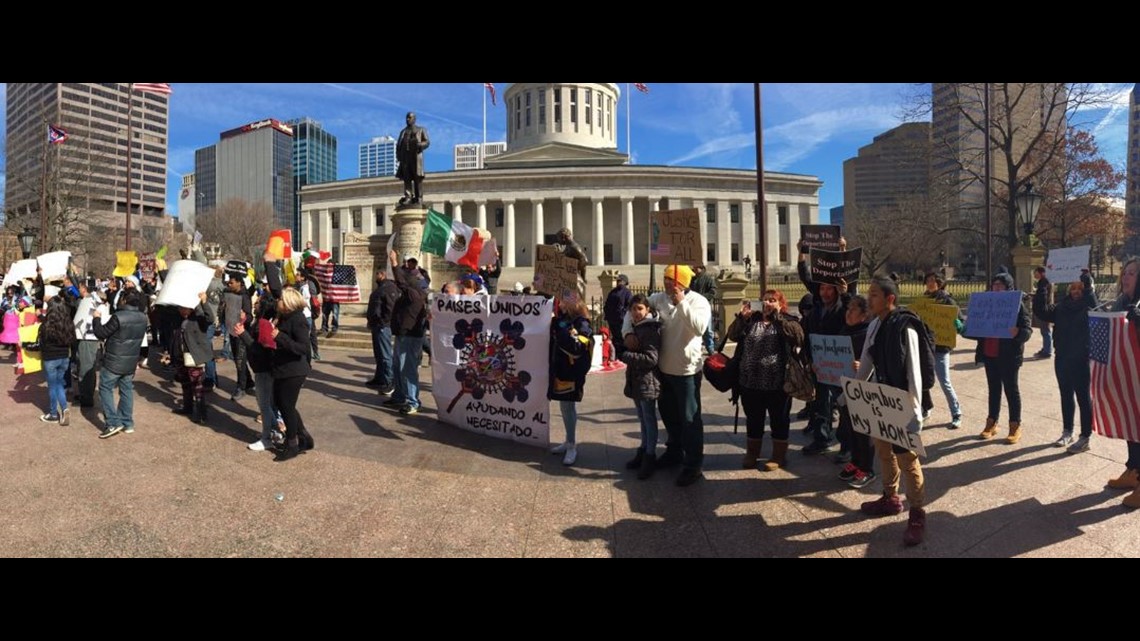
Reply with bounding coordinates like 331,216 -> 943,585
3,259 -> 38,288
842,376 -> 925,456
430,294 -> 554,448
809,247 -> 862,285
1045,245 -> 1091,284
809,334 -> 855,387
37,251 -> 71,281
651,208 -> 703,265
800,224 -> 842,252
964,291 -> 1023,338
155,260 -> 217,308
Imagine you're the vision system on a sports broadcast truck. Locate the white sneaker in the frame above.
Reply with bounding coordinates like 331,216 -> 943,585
247,439 -> 270,452
1053,432 -> 1074,448
550,442 -> 569,455
562,445 -> 578,466
1068,435 -> 1091,454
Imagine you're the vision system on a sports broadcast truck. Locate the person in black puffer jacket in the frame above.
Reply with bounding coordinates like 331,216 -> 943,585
619,294 -> 662,479
92,289 -> 147,438
1033,271 -> 1098,452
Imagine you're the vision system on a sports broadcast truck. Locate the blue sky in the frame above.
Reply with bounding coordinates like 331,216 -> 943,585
1,83 -> 1134,222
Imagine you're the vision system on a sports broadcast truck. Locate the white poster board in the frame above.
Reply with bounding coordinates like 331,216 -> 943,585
841,375 -> 925,456
430,295 -> 553,448
155,260 -> 217,309
1045,245 -> 1091,284
3,259 -> 38,288
37,251 -> 71,281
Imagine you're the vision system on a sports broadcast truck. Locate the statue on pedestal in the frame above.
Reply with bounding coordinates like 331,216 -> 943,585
396,112 -> 430,206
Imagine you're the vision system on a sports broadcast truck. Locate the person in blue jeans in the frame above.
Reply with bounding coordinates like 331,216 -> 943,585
384,249 -> 427,415
37,297 -> 76,425
365,268 -> 399,394
549,292 -> 594,467
92,289 -> 148,438
923,273 -> 963,428
619,294 -> 661,478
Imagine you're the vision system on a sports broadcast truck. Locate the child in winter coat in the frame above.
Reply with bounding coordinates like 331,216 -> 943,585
619,294 -> 663,479
548,293 -> 594,466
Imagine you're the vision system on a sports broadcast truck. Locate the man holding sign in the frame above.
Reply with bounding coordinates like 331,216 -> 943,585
853,277 -> 928,547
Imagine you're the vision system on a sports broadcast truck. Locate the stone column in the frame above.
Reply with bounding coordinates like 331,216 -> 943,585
1012,244 -> 1045,296
788,204 -> 803,264
532,199 -> 545,252
715,199 -> 731,267
562,198 -> 574,234
390,206 -> 432,278
767,202 -> 781,267
362,204 -> 377,237
476,201 -> 488,231
452,201 -> 464,225
301,208 -> 314,247
318,208 -> 332,253
693,199 -> 708,266
621,197 -> 634,265
592,197 -> 605,267
504,200 -> 516,268
741,200 -> 756,268
718,275 -> 750,340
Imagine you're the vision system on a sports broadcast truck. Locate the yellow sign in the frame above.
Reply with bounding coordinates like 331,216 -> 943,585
908,297 -> 958,349
18,323 -> 42,374
113,251 -> 138,277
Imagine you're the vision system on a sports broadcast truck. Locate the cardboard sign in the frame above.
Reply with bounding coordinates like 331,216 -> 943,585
842,376 -> 925,456
534,245 -> 583,298
36,251 -> 71,281
155,260 -> 216,309
908,297 -> 958,349
809,334 -> 856,387
3,259 -> 38,288
964,291 -> 1023,339
1045,245 -> 1091,284
113,251 -> 138,278
650,208 -> 702,265
808,248 -> 862,286
266,229 -> 293,260
430,295 -> 554,448
138,252 -> 157,281
800,225 -> 842,252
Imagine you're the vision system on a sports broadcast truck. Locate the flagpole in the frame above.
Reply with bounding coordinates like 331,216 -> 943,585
126,82 -> 133,251
482,84 -> 487,170
626,83 -> 631,164
40,120 -> 48,254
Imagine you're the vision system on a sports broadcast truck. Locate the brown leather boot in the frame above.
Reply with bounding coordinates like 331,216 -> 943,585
762,440 -> 789,472
903,507 -> 926,546
1006,421 -> 1022,444
1124,486 -> 1140,509
742,437 -> 763,469
979,417 -> 998,440
1107,468 -> 1140,490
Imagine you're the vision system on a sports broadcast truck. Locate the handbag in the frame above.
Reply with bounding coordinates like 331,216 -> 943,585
783,340 -> 816,402
703,324 -> 739,394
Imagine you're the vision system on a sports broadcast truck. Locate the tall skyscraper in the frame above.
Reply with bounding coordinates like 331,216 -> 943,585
286,117 -> 337,240
358,136 -> 396,178
454,141 -> 508,170
1126,84 -> 1140,257
4,83 -> 171,252
194,118 -> 295,234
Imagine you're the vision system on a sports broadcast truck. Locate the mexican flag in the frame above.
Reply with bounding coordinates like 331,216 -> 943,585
421,208 -> 485,270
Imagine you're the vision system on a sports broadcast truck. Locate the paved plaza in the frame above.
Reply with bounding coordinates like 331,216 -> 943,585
2,316 -> 1138,557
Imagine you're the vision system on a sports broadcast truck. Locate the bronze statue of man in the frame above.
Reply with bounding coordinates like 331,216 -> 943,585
396,111 -> 430,205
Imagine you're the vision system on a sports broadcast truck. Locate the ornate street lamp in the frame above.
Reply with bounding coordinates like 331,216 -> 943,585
1015,183 -> 1043,247
17,228 -> 37,259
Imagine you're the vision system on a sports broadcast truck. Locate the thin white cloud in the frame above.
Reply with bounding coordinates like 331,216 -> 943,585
666,133 -> 754,165
763,106 -> 901,171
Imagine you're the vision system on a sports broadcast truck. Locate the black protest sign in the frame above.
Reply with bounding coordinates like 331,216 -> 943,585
800,225 -> 842,252
650,208 -> 703,266
809,248 -> 862,286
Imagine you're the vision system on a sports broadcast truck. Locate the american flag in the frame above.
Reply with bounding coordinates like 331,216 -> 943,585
1089,311 -> 1140,442
48,124 -> 68,145
312,263 -> 361,303
133,83 -> 172,95
484,82 -> 497,106
634,83 -> 649,94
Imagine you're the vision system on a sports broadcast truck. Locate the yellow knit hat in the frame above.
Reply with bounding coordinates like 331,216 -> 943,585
664,264 -> 694,288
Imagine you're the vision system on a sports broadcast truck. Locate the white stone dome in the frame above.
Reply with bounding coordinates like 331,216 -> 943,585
502,83 -> 620,152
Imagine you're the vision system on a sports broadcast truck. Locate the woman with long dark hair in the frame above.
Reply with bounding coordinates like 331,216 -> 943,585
37,297 -> 76,425
271,288 -> 314,461
1103,258 -> 1140,508
727,288 -> 804,472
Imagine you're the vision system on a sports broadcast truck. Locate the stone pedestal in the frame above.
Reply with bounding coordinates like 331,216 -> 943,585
717,275 -> 750,339
390,207 -> 431,274
597,269 -> 621,297
341,231 -> 388,315
1011,244 -> 1045,294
